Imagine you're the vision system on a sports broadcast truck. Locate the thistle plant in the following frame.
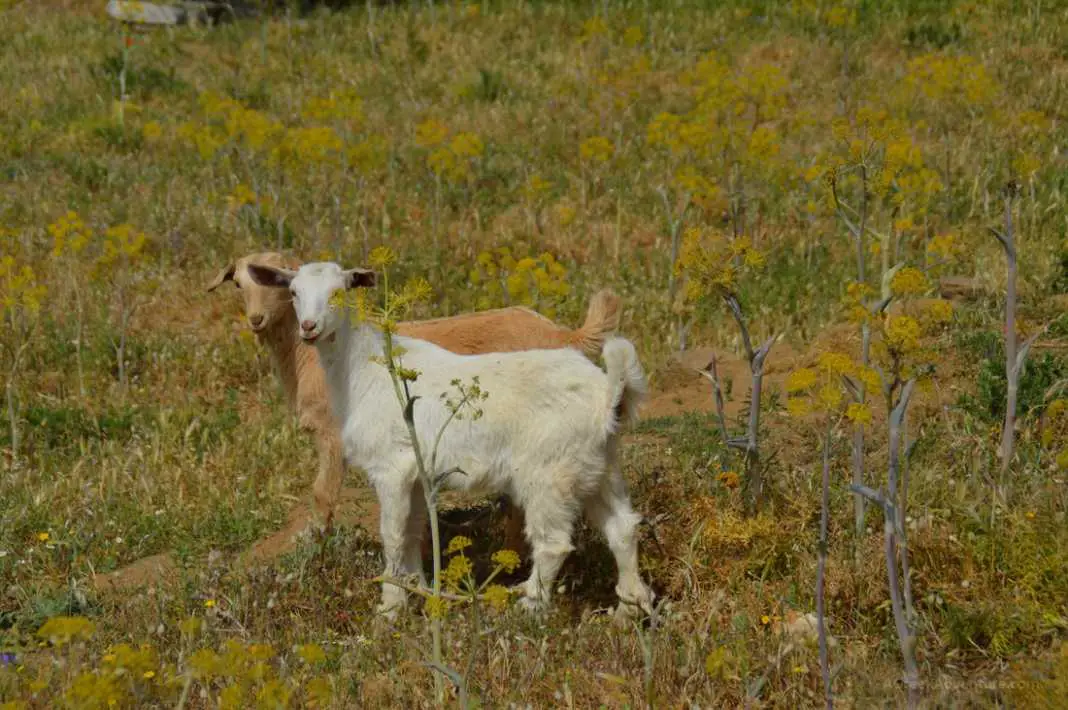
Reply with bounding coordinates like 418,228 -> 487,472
0,246 -> 46,464
676,226 -> 775,511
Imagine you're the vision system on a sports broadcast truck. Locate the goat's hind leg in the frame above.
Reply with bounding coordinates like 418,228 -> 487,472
514,478 -> 580,614
584,466 -> 655,622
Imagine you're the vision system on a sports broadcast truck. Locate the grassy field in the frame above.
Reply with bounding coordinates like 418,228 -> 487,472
2,0 -> 1068,707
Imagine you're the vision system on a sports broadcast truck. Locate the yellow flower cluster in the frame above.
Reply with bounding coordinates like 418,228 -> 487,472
648,52 -> 787,176
97,224 -> 147,268
889,267 -> 928,297
417,119 -> 485,183
579,135 -> 614,164
523,173 -> 552,202
36,616 -> 95,647
884,314 -> 922,354
483,584 -> 512,611
1,255 -> 46,317
48,210 -> 91,258
469,245 -> 570,315
904,52 -> 997,107
301,91 -> 364,128
8,616 -> 342,709
676,227 -> 765,302
491,548 -> 521,574
784,351 -> 880,420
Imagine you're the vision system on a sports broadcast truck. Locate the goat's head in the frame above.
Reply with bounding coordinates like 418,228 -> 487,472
207,252 -> 303,333
246,261 -> 375,344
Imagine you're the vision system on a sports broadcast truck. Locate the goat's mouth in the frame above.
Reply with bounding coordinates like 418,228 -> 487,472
300,330 -> 321,343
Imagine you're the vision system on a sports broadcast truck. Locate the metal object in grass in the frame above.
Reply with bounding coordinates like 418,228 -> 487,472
105,1 -> 231,26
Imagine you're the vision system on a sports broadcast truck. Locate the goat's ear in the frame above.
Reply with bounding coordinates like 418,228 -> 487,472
206,263 -> 235,292
247,263 -> 296,289
344,268 -> 376,289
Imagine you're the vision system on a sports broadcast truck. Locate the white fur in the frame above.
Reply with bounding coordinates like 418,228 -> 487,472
255,261 -> 654,619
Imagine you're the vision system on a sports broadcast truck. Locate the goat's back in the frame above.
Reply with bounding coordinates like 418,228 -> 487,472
397,307 -> 573,355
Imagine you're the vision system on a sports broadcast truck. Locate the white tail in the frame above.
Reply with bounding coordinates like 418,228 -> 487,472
602,336 -> 647,432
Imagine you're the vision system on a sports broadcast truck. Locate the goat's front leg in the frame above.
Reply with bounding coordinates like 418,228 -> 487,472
403,482 -> 429,589
374,474 -> 417,620
310,429 -> 345,532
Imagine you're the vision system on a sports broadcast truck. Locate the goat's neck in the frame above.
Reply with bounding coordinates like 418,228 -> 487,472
315,315 -> 388,403
258,306 -> 303,412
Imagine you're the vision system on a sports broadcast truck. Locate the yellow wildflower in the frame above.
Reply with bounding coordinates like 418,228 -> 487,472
444,554 -> 473,591
817,352 -> 854,376
368,246 -> 396,269
491,549 -> 521,574
846,402 -> 873,426
785,368 -> 817,394
885,315 -> 922,352
483,584 -> 511,611
922,299 -> 954,326
425,595 -> 450,620
579,135 -> 614,163
36,616 -> 95,647
818,385 -> 843,411
890,267 -> 928,297
786,398 -> 812,417
203,599 -> 216,609
853,366 -> 882,393
296,643 -> 327,665
415,119 -> 448,148
36,532 -> 49,542
446,535 -> 473,555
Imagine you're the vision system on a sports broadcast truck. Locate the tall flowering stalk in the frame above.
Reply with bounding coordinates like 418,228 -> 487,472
677,226 -> 775,511
989,182 -> 1041,483
48,212 -> 91,400
785,352 -> 876,710
820,103 -> 943,547
341,247 -> 508,703
1,245 -> 46,463
94,224 -> 152,396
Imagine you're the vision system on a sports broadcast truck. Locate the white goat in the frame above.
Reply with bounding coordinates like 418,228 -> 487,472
248,261 -> 655,620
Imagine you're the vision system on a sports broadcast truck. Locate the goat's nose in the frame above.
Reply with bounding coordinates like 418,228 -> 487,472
301,320 -> 316,332
249,314 -> 264,327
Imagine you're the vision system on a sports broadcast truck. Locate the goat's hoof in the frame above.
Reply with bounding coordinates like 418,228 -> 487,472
374,599 -> 405,623
516,596 -> 548,617
612,593 -> 656,627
